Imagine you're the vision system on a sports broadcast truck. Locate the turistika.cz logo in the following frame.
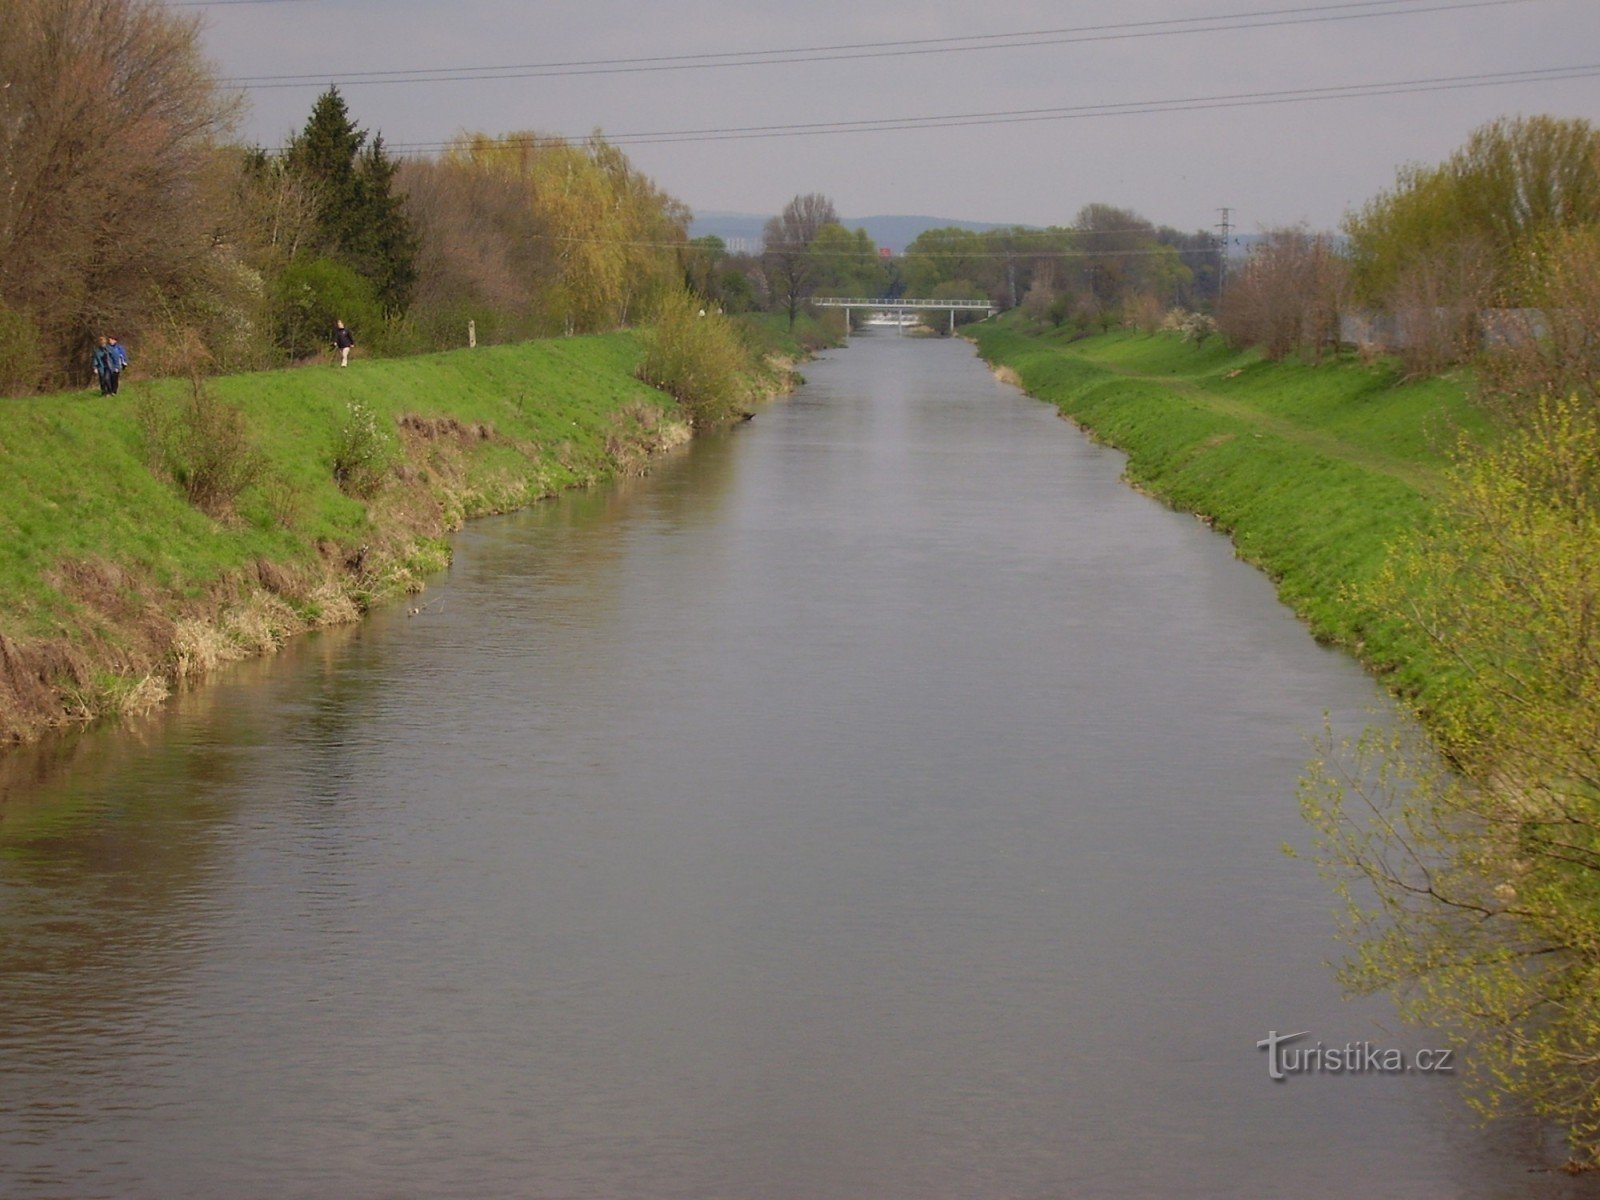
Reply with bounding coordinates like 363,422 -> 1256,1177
1256,1030 -> 1455,1081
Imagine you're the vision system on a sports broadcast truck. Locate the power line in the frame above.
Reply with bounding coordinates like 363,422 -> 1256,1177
376,64 -> 1600,152
219,0 -> 1537,88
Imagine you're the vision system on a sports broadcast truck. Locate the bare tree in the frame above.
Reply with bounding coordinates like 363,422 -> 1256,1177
1480,223 -> 1600,414
1389,236 -> 1496,377
1217,228 -> 1348,361
0,0 -> 237,386
763,193 -> 837,327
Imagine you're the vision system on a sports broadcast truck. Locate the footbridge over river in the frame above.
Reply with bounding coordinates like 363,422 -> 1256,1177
812,296 -> 997,335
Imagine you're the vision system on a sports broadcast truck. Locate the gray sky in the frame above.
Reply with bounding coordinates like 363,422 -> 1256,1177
196,0 -> 1600,234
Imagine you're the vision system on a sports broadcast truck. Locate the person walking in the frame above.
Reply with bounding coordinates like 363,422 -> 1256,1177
106,337 -> 128,395
92,337 -> 114,395
333,320 -> 355,367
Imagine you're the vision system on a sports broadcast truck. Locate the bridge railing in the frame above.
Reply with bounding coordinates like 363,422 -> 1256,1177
811,297 -> 997,310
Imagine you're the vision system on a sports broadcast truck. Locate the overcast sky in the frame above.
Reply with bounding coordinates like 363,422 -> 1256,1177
195,0 -> 1600,234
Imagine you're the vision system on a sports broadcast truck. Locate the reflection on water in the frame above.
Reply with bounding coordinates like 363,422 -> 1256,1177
0,334 -> 1586,1198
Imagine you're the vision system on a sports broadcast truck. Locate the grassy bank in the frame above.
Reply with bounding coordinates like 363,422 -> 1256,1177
738,310 -> 848,360
0,332 -> 782,745
971,319 -> 1493,705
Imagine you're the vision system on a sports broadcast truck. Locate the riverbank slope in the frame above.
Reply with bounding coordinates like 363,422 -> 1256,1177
0,331 -> 791,746
971,320 -> 1492,707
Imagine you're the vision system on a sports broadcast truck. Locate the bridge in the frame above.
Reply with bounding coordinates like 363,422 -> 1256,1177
812,296 -> 998,335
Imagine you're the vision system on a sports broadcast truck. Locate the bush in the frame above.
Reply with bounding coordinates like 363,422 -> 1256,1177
139,377 -> 266,518
1386,236 -> 1494,378
636,288 -> 754,426
1019,280 -> 1057,326
331,398 -> 394,497
1161,308 -> 1217,346
1124,292 -> 1166,334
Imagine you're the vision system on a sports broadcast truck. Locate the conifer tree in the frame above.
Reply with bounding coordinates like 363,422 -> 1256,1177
285,88 -> 417,314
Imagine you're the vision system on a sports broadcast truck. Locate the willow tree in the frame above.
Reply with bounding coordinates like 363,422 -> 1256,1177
589,138 -> 690,325
438,132 -> 685,335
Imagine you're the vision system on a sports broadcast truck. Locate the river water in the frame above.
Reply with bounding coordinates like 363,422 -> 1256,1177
0,334 -> 1587,1198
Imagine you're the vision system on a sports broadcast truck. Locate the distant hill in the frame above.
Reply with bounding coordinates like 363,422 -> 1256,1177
689,211 -> 1018,255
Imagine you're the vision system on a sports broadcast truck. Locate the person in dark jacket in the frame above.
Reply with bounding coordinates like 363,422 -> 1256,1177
92,337 -> 113,395
333,320 -> 355,367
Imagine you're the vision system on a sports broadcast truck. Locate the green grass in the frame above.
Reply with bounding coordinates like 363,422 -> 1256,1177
0,334 -> 674,643
972,319 -> 1491,696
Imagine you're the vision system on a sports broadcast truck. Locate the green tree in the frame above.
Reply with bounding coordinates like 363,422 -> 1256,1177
902,228 -> 998,300
684,235 -> 727,303
1302,398 -> 1600,1168
808,223 -> 888,297
274,257 -> 382,361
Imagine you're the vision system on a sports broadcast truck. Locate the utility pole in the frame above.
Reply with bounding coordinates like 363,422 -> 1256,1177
1215,207 -> 1233,294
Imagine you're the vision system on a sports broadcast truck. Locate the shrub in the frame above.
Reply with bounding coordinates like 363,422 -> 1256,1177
139,377 -> 266,518
331,398 -> 394,497
1124,292 -> 1166,334
1302,398 -> 1600,1166
637,288 -> 754,426
1161,308 -> 1217,346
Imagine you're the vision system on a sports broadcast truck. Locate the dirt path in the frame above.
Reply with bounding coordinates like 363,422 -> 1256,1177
1104,366 -> 1447,498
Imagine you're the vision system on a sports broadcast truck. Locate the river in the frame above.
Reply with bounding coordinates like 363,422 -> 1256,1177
0,333 -> 1587,1198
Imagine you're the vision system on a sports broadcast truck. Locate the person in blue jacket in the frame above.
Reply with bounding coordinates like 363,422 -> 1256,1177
92,337 -> 114,395
106,337 -> 128,394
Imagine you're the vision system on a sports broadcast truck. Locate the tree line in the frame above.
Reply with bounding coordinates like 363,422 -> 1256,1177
0,0 -> 706,394
699,193 -> 1222,335
0,0 -> 1234,393
1216,115 -> 1600,390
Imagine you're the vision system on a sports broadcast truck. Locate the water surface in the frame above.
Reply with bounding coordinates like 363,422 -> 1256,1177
0,334 -> 1583,1198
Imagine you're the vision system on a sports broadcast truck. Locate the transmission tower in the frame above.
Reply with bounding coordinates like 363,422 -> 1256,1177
1216,207 -> 1233,292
